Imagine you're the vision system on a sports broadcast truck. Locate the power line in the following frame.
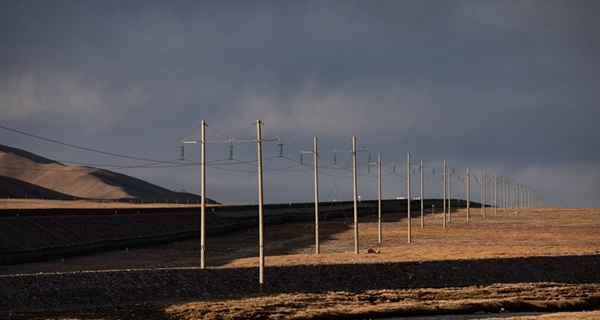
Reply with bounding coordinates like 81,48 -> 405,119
1,124 -> 547,206
0,124 -> 169,163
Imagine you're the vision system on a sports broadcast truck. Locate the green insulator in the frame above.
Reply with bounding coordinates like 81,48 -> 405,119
278,143 -> 283,158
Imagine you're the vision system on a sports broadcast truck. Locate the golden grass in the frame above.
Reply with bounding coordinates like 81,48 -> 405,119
165,284 -> 600,320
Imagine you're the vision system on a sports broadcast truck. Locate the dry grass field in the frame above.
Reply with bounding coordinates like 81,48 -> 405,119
3,205 -> 600,319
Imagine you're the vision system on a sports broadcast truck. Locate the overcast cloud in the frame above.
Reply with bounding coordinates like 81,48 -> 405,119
1,0 -> 599,206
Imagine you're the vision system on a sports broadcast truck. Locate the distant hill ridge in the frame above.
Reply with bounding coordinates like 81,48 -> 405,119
0,144 -> 217,203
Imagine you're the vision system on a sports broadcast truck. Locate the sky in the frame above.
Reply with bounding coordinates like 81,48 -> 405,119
1,0 -> 599,207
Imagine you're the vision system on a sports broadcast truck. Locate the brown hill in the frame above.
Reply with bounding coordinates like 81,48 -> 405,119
0,144 -> 214,202
0,175 -> 78,200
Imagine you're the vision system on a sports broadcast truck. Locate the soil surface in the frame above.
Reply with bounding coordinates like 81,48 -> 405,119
2,206 -> 600,319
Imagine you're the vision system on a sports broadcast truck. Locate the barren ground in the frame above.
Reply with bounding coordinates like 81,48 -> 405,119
2,205 -> 600,319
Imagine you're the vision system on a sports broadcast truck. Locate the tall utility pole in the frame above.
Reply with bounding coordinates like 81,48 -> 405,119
512,179 -> 515,209
448,166 -> 452,222
502,177 -> 505,213
521,184 -> 524,207
378,153 -> 382,243
304,137 -> 365,251
182,121 -> 207,269
500,177 -> 504,212
443,158 -> 447,228
200,120 -> 206,269
256,119 -> 265,288
482,171 -> 486,218
494,174 -> 497,215
466,167 -> 470,222
517,182 -> 522,208
509,179 -> 512,208
517,181 -> 520,208
313,137 -> 320,254
407,153 -> 411,243
352,136 -> 359,254
507,178 -> 511,210
420,158 -> 424,228
516,182 -> 519,208
480,172 -> 483,217
514,181 -> 519,208
505,177 -> 508,212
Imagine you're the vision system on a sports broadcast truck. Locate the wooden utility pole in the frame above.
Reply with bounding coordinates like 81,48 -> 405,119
313,137 -> 319,254
378,153 -> 382,243
407,153 -> 411,243
420,159 -> 424,228
352,136 -> 359,254
466,167 -> 470,222
200,120 -> 206,269
443,158 -> 446,228
256,119 -> 265,288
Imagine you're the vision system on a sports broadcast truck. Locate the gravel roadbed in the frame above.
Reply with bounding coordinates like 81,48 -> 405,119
1,254 -> 599,313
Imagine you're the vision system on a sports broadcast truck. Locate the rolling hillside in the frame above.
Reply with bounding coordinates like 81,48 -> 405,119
0,144 -> 215,203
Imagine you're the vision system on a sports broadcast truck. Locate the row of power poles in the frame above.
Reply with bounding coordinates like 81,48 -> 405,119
182,121 -> 547,289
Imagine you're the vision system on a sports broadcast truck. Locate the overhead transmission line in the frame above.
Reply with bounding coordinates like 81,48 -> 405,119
0,124 -> 179,166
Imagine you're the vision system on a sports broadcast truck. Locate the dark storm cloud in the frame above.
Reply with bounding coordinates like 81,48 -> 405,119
1,0 -> 599,206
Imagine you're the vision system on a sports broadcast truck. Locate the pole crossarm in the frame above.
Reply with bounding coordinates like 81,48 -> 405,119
300,143 -> 368,167
300,149 -> 369,154
182,120 -> 281,146
182,121 -> 282,162
183,138 -> 281,144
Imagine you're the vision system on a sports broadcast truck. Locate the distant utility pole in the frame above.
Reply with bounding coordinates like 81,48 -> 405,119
501,177 -> 505,213
443,158 -> 447,228
407,153 -> 411,243
482,171 -> 486,218
313,137 -> 319,254
420,158 -> 424,228
511,178 -> 515,209
509,179 -> 512,209
494,174 -> 497,215
514,181 -> 519,208
448,166 -> 452,223
480,172 -> 483,217
517,181 -> 520,208
377,153 -> 382,243
301,138 -> 321,254
352,136 -> 359,254
368,152 -> 382,242
304,137 -> 366,253
519,184 -> 525,207
466,167 -> 470,222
